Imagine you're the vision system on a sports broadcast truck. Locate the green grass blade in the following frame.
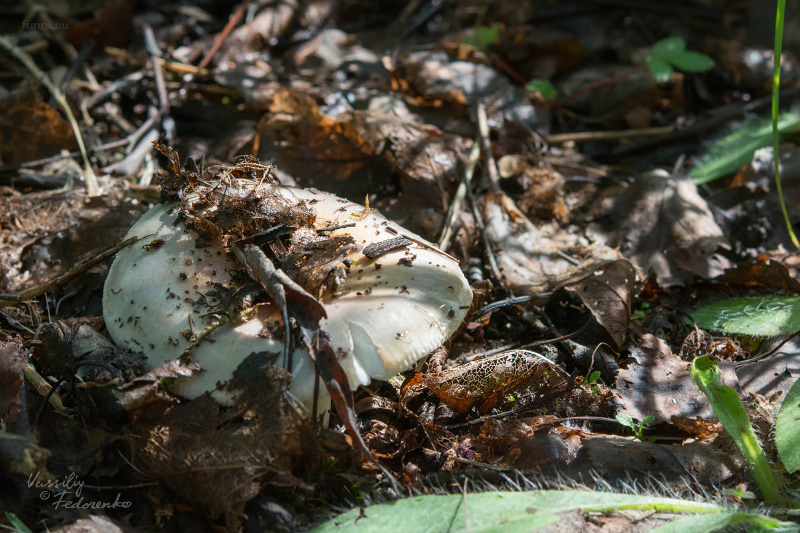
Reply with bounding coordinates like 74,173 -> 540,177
776,376 -> 800,473
691,356 -> 783,505
3,512 -> 34,533
772,0 -> 800,249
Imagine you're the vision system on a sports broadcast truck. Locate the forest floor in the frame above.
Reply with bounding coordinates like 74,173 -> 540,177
1,1 -> 799,531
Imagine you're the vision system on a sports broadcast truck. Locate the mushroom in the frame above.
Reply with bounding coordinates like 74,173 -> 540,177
102,181 -> 472,413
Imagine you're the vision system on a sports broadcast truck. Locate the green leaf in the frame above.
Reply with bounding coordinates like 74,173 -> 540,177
691,356 -> 783,505
652,36 -> 688,57
461,24 -> 501,51
525,79 -> 557,99
691,295 -> 800,337
689,113 -> 800,184
668,51 -> 715,73
647,37 -> 713,82
646,56 -> 673,83
653,511 -> 799,532
615,413 -> 634,429
776,376 -> 800,473
311,491 -> 726,533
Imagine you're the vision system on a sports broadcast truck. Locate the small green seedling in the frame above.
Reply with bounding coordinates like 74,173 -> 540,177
525,79 -> 557,100
721,484 -> 756,502
460,23 -> 502,51
692,294 -> 800,337
616,413 -> 656,442
645,36 -> 714,83
587,370 -> 603,393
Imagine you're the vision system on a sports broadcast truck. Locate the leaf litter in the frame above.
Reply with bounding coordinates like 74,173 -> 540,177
1,1 -> 800,531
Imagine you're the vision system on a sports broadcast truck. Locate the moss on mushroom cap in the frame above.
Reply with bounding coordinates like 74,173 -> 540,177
102,184 -> 472,411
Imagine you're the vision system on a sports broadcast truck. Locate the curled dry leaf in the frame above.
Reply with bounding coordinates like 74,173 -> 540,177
552,259 -> 636,351
265,88 -> 373,181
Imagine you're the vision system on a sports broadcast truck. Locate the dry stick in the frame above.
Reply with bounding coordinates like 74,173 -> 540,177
143,24 -> 169,113
438,138 -> 480,250
465,170 -> 503,285
476,102 -> 502,195
104,47 -> 209,77
0,236 -> 146,309
471,103 -> 508,289
546,125 -> 676,144
197,0 -> 253,70
0,35 -> 99,196
613,86 -> 800,156
0,138 -> 130,173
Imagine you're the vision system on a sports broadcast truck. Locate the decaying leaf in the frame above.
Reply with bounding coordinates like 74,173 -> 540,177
615,334 -> 730,424
718,259 -> 800,292
548,259 -> 636,351
426,350 -> 568,415
0,92 -> 78,166
589,170 -> 728,286
265,88 -> 373,181
485,190 -> 620,294
132,354 -> 314,530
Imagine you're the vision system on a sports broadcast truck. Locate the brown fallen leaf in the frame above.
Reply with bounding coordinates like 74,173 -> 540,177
485,190 -> 620,294
426,350 -> 568,415
132,354 -> 316,531
589,170 -> 728,286
0,93 -> 78,166
549,259 -> 636,351
615,334 -> 738,424
718,258 -> 800,292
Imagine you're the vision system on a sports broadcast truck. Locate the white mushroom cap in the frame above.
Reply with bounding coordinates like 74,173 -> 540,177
102,184 -> 472,411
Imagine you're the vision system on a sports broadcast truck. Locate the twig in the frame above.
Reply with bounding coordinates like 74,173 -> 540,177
143,24 -> 169,112
0,236 -> 146,309
104,48 -> 209,76
22,365 -> 66,411
0,35 -> 99,196
612,87 -> 800,156
546,125 -> 676,144
438,139 -> 480,250
197,0 -> 253,70
473,293 -> 551,318
476,102 -> 501,194
0,138 -> 129,174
